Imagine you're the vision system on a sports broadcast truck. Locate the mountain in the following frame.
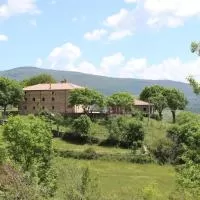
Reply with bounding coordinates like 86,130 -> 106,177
1,67 -> 200,112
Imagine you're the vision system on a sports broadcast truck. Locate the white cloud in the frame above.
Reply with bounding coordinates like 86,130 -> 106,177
100,52 -> 125,74
35,58 -> 43,67
144,0 -> 200,28
108,30 -> 132,40
0,34 -> 8,41
84,29 -> 107,41
37,42 -> 200,82
0,0 -> 40,18
47,43 -> 81,68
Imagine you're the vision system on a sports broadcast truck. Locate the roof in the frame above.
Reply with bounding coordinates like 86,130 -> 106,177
23,83 -> 84,91
134,99 -> 154,106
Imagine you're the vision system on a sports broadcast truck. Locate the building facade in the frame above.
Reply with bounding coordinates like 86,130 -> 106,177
19,83 -> 84,115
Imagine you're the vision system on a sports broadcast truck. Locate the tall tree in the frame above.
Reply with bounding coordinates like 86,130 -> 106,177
107,92 -> 134,114
22,73 -> 56,86
69,88 -> 105,113
165,88 -> 188,123
140,85 -> 167,119
187,42 -> 200,94
0,77 -> 24,117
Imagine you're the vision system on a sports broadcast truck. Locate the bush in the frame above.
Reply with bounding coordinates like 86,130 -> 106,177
83,148 -> 98,160
132,110 -> 144,121
72,115 -> 92,136
151,138 -> 175,164
3,115 -> 57,198
122,120 -> 145,149
176,111 -> 200,125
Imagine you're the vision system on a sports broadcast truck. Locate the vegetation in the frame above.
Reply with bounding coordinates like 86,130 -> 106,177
69,88 -> 105,113
107,92 -> 134,114
0,77 -> 24,117
165,88 -> 188,123
22,73 -> 56,86
2,115 -> 57,198
72,115 -> 92,136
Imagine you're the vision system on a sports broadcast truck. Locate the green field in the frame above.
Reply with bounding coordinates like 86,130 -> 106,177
53,157 -> 175,200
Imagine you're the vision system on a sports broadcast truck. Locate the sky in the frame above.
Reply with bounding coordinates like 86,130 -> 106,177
0,0 -> 200,82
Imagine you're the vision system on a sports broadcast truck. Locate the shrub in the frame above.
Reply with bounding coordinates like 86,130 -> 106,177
122,120 -> 145,149
176,111 -> 200,125
72,115 -> 92,136
151,138 -> 174,164
132,109 -> 144,121
107,116 -> 128,143
3,115 -> 57,198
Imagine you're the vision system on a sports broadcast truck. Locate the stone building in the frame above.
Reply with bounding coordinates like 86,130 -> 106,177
19,83 -> 84,115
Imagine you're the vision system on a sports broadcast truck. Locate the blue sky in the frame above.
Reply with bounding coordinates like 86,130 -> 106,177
0,0 -> 200,82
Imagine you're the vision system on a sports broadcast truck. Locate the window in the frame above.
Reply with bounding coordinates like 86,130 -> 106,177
143,107 -> 147,112
33,106 -> 35,110
25,92 -> 27,94
52,91 -> 55,95
52,97 -> 55,101
42,97 -> 45,102
32,97 -> 35,102
42,106 -> 45,110
52,106 -> 55,110
24,106 -> 27,110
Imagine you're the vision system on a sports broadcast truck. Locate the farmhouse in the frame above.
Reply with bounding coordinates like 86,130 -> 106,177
108,99 -> 154,114
134,99 -> 154,114
19,83 -> 84,115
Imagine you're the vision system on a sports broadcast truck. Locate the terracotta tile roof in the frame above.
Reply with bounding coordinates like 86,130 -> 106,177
23,83 -> 84,91
134,99 -> 153,106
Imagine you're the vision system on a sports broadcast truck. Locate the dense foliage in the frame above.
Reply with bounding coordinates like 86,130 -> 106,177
72,115 -> 92,136
3,115 -> 57,198
107,92 -> 134,114
69,88 -> 105,113
0,77 -> 24,116
22,73 -> 56,86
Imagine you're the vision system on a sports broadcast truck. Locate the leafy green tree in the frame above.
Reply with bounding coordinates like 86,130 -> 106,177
149,94 -> 167,120
69,88 -> 105,113
140,85 -> 167,119
3,115 -> 56,197
72,115 -> 92,136
165,88 -> 188,123
0,77 -> 24,117
22,73 -> 56,86
187,42 -> 200,94
107,92 -> 133,114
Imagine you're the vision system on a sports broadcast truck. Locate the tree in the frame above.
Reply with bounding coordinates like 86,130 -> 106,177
72,115 -> 92,136
69,88 -> 105,113
165,88 -> 188,123
107,92 -> 134,114
22,73 -> 56,86
149,94 -> 167,120
140,85 -> 167,119
187,42 -> 200,94
3,115 -> 57,197
0,77 -> 24,117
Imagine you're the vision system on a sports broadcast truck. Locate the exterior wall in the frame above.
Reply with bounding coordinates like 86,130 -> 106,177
134,105 -> 154,114
19,90 -> 84,115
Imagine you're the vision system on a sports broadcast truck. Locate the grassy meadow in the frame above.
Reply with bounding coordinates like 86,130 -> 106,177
53,157 -> 175,200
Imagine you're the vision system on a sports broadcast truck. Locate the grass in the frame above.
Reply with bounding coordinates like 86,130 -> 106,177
53,157 -> 175,200
53,138 -> 130,155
